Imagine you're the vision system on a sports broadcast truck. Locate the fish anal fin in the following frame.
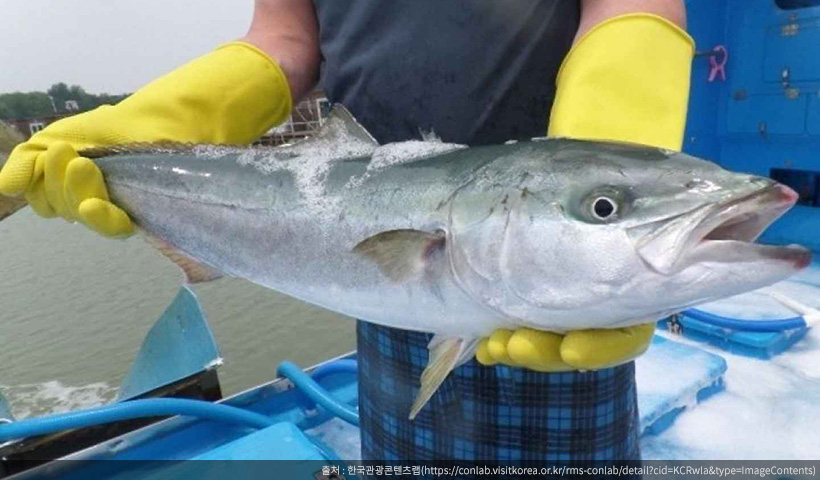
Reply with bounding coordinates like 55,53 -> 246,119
352,229 -> 445,283
144,234 -> 223,284
409,335 -> 478,420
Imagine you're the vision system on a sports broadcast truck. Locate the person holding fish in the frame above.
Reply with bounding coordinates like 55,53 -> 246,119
0,0 -> 691,469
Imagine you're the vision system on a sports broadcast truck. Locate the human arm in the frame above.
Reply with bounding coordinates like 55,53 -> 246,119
549,0 -> 692,150
241,0 -> 321,102
0,0 -> 320,237
477,0 -> 693,371
575,0 -> 686,39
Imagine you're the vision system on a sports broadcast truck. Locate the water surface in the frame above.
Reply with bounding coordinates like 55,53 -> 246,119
0,209 -> 356,417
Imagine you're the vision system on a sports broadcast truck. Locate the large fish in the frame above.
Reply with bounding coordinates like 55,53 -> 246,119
2,107 -> 811,417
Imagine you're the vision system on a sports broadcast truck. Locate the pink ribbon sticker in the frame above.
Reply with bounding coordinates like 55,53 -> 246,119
708,45 -> 728,82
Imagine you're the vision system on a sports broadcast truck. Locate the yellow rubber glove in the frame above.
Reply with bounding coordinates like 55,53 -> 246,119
549,14 -> 694,150
477,324 -> 657,371
478,14 -> 694,371
0,42 -> 292,238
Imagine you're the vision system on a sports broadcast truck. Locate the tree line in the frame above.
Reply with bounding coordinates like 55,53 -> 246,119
0,83 -> 129,121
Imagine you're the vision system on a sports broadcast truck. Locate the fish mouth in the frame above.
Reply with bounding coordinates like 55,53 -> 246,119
633,183 -> 811,274
685,184 -> 811,269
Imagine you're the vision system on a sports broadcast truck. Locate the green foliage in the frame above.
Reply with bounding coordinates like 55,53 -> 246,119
0,92 -> 54,121
0,83 -> 129,121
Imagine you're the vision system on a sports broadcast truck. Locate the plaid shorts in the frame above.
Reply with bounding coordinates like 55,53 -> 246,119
357,320 -> 640,474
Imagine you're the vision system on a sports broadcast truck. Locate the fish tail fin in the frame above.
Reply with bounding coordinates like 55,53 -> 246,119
0,196 -> 26,222
0,123 -> 27,221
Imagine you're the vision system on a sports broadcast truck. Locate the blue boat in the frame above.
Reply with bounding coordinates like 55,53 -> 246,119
2,0 -> 820,476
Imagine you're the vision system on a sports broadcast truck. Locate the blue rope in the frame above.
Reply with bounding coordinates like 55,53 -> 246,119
0,398 -> 274,442
310,359 -> 358,382
0,361 -> 359,443
277,361 -> 359,426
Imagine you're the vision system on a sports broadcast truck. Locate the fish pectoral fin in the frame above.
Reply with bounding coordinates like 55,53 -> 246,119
144,233 -> 223,284
352,229 -> 446,283
409,335 -> 478,420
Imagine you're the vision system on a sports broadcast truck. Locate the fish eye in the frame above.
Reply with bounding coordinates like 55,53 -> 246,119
592,196 -> 618,220
577,186 -> 627,223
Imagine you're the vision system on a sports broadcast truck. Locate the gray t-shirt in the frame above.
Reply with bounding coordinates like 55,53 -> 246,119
313,0 -> 580,145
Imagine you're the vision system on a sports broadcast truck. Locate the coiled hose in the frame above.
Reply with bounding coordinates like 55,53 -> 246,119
277,360 -> 359,426
0,360 -> 360,443
0,398 -> 274,443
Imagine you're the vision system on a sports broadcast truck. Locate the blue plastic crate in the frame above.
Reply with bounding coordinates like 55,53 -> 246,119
658,315 -> 807,359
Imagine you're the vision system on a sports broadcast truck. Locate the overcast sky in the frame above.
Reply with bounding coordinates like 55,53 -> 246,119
0,1 -> 254,94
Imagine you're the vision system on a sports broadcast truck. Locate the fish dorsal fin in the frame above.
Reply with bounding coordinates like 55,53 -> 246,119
320,105 -> 379,146
79,142 -> 243,159
80,106 -> 376,160
283,105 -> 379,158
369,141 -> 466,169
144,234 -> 223,284
352,229 -> 446,283
409,335 -> 478,420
